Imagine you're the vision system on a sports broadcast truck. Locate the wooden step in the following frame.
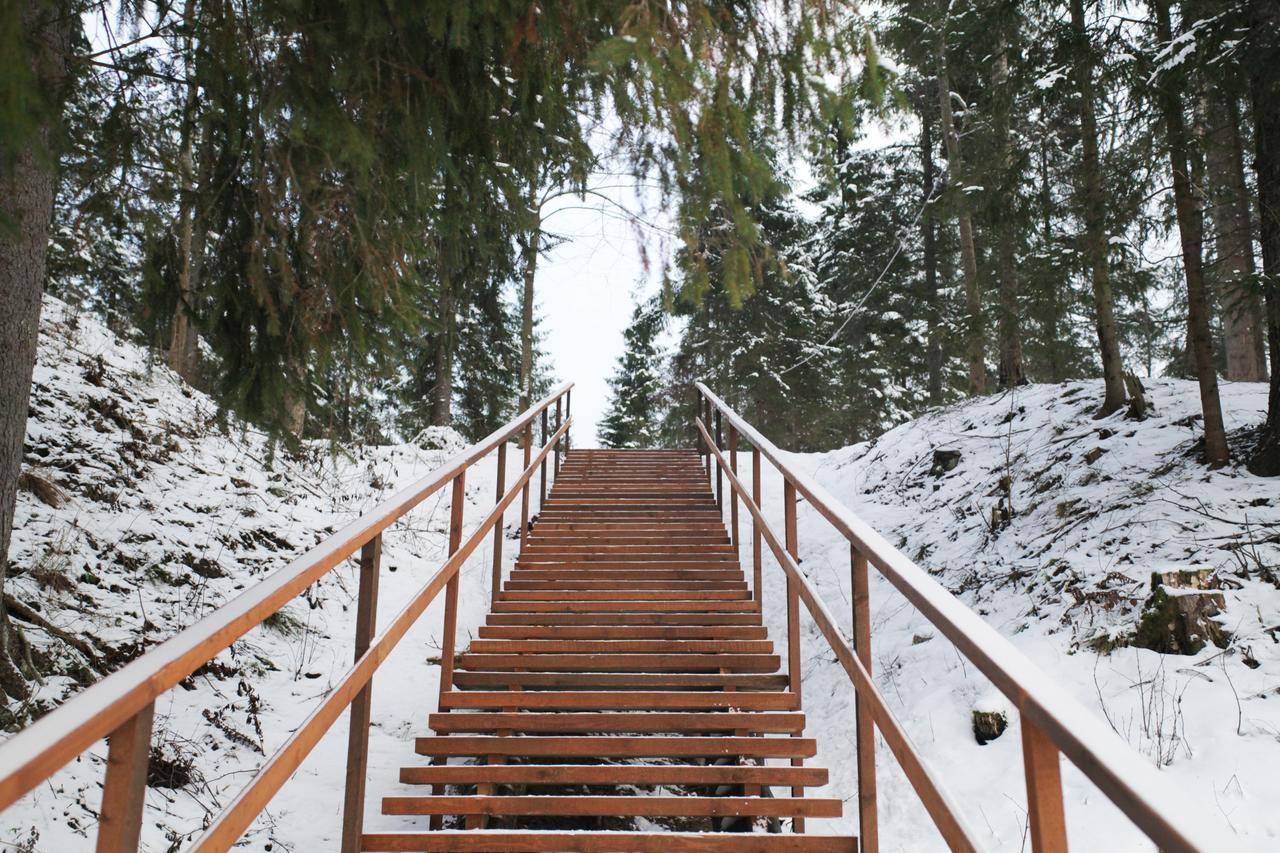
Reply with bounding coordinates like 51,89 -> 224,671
465,640 -> 773,654
439,690 -> 798,710
427,711 -> 804,733
496,590 -> 751,602
449,672 -> 791,692
382,795 -> 841,819
455,653 -> 780,672
503,580 -> 748,591
363,832 -> 857,851
414,735 -> 817,758
397,763 -> 828,787
491,601 -> 760,614
475,626 -> 769,640
486,613 -> 762,626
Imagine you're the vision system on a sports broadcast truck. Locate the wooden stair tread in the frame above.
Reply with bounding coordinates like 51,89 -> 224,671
447,674 -> 792,693
362,832 -> 857,852
382,795 -> 842,818
426,711 -> 805,733
414,735 -> 818,758
397,764 -> 828,787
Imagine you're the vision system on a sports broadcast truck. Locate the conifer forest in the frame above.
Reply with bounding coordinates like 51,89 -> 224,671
2,1 -> 1280,851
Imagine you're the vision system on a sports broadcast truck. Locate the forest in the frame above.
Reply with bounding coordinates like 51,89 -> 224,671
0,0 -> 1277,699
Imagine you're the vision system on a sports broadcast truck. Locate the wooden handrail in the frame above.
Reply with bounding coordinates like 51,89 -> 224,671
695,382 -> 1212,853
0,383 -> 573,846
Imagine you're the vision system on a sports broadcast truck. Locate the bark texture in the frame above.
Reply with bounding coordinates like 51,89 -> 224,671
1071,0 -> 1128,416
991,44 -> 1025,389
920,93 -> 944,406
1154,0 -> 1229,467
0,0 -> 72,700
1248,0 -> 1280,475
518,194 -> 540,415
937,37 -> 985,395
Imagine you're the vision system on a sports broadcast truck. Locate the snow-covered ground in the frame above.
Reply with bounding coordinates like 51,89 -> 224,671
2,299 -> 522,850
3,300 -> 1277,850
752,379 -> 1280,851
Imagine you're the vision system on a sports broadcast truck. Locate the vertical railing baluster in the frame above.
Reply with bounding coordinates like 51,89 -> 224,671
728,426 -> 739,554
704,398 -> 714,486
341,535 -> 381,853
520,423 -> 533,552
491,442 -> 507,604
851,546 -> 878,853
555,397 -> 563,476
783,476 -> 804,833
565,389 -> 572,460
1023,717 -> 1068,852
714,409 -> 724,514
96,702 -> 154,853
752,447 -> 762,606
438,472 -> 466,698
540,407 -> 549,509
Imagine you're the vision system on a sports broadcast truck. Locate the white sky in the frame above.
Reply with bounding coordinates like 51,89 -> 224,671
534,178 -> 670,447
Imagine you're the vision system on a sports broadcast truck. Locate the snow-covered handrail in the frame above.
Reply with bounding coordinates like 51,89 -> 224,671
695,381 -> 1212,853
0,383 -> 574,852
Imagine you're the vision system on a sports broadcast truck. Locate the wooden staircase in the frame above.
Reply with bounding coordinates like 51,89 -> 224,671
366,449 -> 855,851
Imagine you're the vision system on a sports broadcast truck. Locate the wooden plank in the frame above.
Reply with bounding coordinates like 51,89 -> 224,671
440,691 -> 799,710
456,653 -> 780,672
95,703 -> 154,853
414,735 -> 817,758
382,795 -> 842,818
362,831 -> 858,852
426,712 -> 805,733
465,640 -> 773,655
397,763 -> 828,787
476,622 -> 762,635
448,672 -> 791,691
491,601 -> 759,614
496,590 -> 751,602
340,535 -> 381,853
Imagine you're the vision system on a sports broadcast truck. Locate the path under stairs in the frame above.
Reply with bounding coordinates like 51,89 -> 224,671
364,449 -> 856,852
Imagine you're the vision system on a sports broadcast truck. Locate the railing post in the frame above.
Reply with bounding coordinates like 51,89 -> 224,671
564,389 -> 572,460
555,397 -> 563,476
540,407 -> 549,508
520,423 -> 533,552
491,442 -> 507,604
341,534 -> 381,853
728,426 -> 739,553
752,447 -> 762,606
783,476 -> 804,833
851,546 -> 878,853
1022,716 -> 1068,852
714,408 -> 723,514
96,701 -> 154,853
438,472 -> 466,698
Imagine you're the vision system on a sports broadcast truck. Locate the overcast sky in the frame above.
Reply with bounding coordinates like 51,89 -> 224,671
533,177 -> 671,447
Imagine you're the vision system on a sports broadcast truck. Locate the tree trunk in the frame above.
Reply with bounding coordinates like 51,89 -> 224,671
937,36 -> 985,395
1071,0 -> 1128,415
1247,0 -> 1280,474
1154,0 -> 1230,467
991,43 -> 1025,389
1206,96 -> 1268,382
921,92 -> 944,406
518,198 -> 540,414
431,281 -> 455,427
1037,140 -> 1065,383
0,0 -> 71,700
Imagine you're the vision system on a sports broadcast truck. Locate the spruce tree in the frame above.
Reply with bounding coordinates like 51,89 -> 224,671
599,299 -> 667,449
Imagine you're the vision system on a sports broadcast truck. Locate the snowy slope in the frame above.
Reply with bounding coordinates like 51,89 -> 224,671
4,301 -> 1278,851
740,379 -> 1280,850
2,299 -> 519,851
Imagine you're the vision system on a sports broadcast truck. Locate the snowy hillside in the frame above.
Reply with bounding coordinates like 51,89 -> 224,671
2,299 -> 516,851
750,379 -> 1280,850
4,300 -> 1278,851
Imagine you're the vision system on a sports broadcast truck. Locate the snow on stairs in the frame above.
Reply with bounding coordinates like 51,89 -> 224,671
366,449 -> 855,852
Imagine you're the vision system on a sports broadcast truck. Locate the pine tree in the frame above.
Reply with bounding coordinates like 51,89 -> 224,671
599,299 -> 667,449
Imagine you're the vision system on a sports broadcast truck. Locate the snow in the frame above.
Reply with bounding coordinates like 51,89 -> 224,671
2,298 -> 527,850
4,301 -> 1278,850
738,379 -> 1280,850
